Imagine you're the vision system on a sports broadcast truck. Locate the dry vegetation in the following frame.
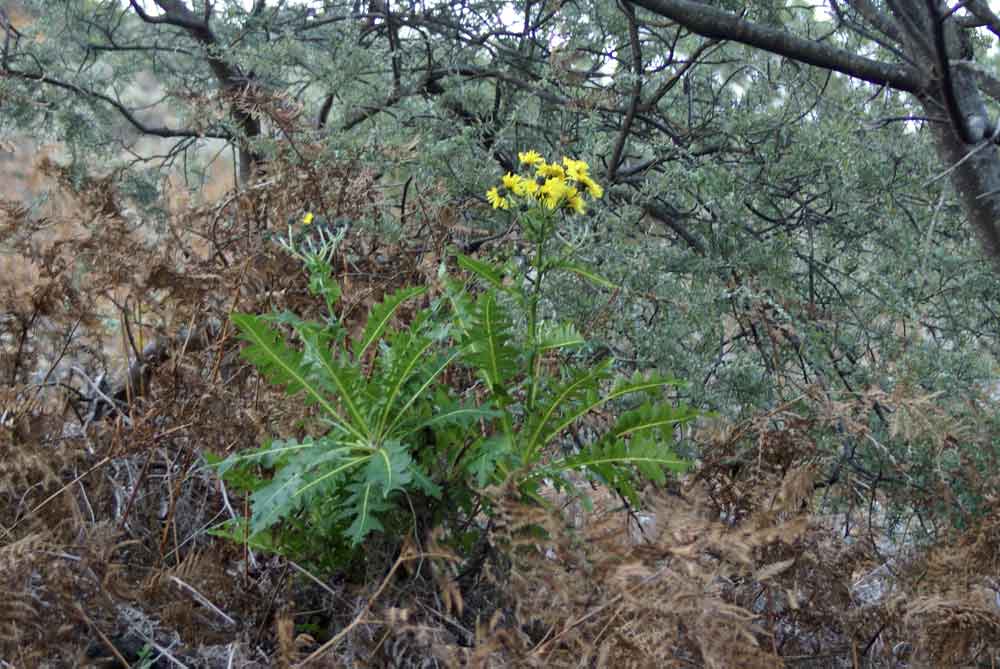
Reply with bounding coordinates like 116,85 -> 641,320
3,101 -> 1000,669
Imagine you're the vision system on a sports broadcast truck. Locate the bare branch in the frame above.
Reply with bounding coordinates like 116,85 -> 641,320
883,0 -> 936,60
608,1 -> 643,182
128,0 -> 206,32
1,65 -> 228,141
844,0 -> 904,42
953,59 -> 1000,105
628,0 -> 925,93
959,0 -> 1000,38
642,202 -> 706,255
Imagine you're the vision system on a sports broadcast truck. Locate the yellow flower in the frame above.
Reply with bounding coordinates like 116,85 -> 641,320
537,162 -> 566,179
564,192 -> 586,214
540,177 -> 571,209
499,172 -> 539,198
513,177 -> 538,197
486,186 -> 510,210
485,155 -> 598,216
562,157 -> 590,181
302,212 -> 315,225
518,150 -> 544,167
578,174 -> 603,199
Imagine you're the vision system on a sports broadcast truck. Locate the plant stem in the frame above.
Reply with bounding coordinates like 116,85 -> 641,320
526,214 -> 549,417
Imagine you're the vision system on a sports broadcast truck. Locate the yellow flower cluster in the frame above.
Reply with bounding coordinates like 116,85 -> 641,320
486,151 -> 604,214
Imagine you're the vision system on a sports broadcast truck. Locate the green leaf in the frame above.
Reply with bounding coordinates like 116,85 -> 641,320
249,459 -> 309,535
344,481 -> 391,545
556,262 -> 617,290
456,252 -> 508,293
463,291 -> 519,394
540,370 -> 684,448
292,451 -> 371,498
231,313 -> 357,436
212,437 -> 315,479
467,434 -> 514,486
364,441 -> 413,496
565,438 -> 689,475
299,327 -> 370,439
409,464 -> 442,499
522,360 -> 613,459
443,276 -> 477,336
543,437 -> 689,494
400,404 -> 501,438
307,265 -> 341,306
383,350 -> 462,436
247,438 -> 367,534
208,518 -> 276,552
354,285 -> 426,359
612,402 -> 699,439
267,309 -> 347,345
374,333 -> 438,437
536,321 -> 586,352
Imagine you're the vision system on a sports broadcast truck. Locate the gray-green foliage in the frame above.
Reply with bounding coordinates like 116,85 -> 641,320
8,0 -> 1000,530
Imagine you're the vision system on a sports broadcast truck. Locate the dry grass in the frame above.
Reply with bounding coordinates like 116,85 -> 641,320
2,88 -> 1000,668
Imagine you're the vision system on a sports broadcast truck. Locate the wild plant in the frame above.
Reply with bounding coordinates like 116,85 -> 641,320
210,153 -> 695,568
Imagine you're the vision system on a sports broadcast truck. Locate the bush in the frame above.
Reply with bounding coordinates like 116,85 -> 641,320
210,155 -> 696,571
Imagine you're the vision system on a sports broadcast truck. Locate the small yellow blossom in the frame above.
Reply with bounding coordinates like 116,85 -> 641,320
578,174 -> 603,199
513,178 -> 539,197
562,157 -> 590,181
537,162 -> 566,179
501,173 -> 539,197
486,186 -> 510,210
302,212 -> 315,225
540,177 -> 572,209
564,192 -> 586,214
486,153 -> 600,216
518,150 -> 544,167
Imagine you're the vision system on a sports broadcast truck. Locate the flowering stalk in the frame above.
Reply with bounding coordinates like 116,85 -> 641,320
275,212 -> 347,323
484,151 -> 604,414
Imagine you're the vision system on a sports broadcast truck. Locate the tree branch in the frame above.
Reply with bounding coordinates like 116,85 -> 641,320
1,65 -> 229,140
128,0 -> 206,32
129,0 -> 261,183
953,59 -> 1000,105
130,0 -> 239,86
642,201 -> 706,254
960,0 -> 1000,39
843,0 -> 904,43
628,0 -> 925,93
608,1 -> 643,182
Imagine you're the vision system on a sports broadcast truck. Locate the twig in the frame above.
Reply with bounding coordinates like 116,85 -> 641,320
74,604 -> 131,669
73,366 -> 131,427
3,456 -> 111,539
925,123 -> 1000,186
295,547 -> 458,667
288,560 -> 344,601
130,632 -> 190,669
169,575 -> 237,626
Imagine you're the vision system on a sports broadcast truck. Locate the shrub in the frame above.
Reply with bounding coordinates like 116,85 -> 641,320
210,154 -> 696,570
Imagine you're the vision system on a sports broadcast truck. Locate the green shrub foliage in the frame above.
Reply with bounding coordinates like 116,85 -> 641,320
211,158 -> 695,566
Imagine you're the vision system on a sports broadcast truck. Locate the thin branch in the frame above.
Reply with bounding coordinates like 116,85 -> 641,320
642,201 -> 706,255
953,59 -> 1000,104
609,1 -> 643,182
844,0 -> 904,42
0,66 -> 229,140
641,38 -> 720,112
128,0 -> 206,32
628,0 -> 925,93
960,0 -> 1000,38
